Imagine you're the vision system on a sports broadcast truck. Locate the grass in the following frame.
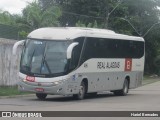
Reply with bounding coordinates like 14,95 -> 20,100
143,75 -> 151,80
0,86 -> 31,96
142,75 -> 160,85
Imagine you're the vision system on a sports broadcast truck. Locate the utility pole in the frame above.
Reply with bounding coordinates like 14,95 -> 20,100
120,18 -> 160,37
120,18 -> 141,36
104,0 -> 123,28
143,22 -> 160,37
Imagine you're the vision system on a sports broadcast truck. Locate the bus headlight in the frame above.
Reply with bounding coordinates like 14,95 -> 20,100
53,81 -> 60,85
52,79 -> 66,86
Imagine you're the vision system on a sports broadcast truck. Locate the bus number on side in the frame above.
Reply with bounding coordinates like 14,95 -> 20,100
125,59 -> 132,71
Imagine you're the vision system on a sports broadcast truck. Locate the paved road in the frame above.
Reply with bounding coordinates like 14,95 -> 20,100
0,80 -> 160,120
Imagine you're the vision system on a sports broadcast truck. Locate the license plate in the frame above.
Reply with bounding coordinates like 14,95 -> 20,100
35,88 -> 44,92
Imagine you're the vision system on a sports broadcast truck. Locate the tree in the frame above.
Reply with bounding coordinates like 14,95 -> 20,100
0,11 -> 17,25
60,0 -> 119,27
17,1 -> 61,31
42,0 -> 126,28
76,20 -> 98,28
0,10 -> 21,39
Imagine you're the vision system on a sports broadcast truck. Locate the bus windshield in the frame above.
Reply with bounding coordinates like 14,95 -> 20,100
20,39 -> 71,77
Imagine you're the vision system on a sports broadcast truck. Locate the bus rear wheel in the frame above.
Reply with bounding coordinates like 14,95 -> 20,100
36,93 -> 47,100
73,81 -> 86,100
114,79 -> 129,96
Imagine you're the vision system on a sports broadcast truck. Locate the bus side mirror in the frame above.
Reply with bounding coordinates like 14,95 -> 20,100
67,42 -> 79,59
12,40 -> 25,55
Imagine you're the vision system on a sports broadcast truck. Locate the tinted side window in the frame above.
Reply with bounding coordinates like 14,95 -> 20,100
81,37 -> 144,63
106,39 -> 144,58
130,41 -> 144,58
71,37 -> 84,69
82,38 -> 97,62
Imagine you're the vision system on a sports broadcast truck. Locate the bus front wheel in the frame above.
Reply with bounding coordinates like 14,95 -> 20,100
73,81 -> 86,100
36,93 -> 47,100
114,79 -> 129,96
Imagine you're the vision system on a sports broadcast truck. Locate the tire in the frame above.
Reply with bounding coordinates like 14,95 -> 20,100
36,93 -> 47,100
73,81 -> 86,100
114,79 -> 129,96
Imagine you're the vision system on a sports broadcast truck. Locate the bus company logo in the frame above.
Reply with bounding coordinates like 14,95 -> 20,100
125,59 -> 132,71
2,112 -> 11,117
84,63 -> 88,68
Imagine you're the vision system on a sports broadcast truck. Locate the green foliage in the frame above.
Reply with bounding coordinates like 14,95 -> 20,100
154,54 -> 160,76
76,20 -> 86,27
18,1 -> 62,31
93,21 -> 98,28
0,86 -> 30,96
76,20 -> 99,28
0,24 -> 19,40
0,11 -> 16,25
18,30 -> 28,39
0,1 -> 62,39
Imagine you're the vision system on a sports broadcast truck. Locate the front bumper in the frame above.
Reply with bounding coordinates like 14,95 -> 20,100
18,80 -> 74,95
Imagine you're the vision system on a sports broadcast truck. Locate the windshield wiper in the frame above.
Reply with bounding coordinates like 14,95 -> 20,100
44,59 -> 52,74
28,49 -> 35,72
41,43 -> 52,74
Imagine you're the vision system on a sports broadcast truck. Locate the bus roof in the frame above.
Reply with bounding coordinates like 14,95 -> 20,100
27,27 -> 144,42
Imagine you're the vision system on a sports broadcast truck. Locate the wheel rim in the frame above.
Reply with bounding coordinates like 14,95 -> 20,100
78,82 -> 86,99
79,86 -> 84,98
124,81 -> 128,94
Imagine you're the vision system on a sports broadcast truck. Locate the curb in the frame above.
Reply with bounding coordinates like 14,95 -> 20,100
142,79 -> 160,86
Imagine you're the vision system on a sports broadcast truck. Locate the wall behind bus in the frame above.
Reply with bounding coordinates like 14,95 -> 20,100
0,38 -> 21,86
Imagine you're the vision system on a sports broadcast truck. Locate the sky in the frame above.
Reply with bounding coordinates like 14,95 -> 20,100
0,0 -> 35,14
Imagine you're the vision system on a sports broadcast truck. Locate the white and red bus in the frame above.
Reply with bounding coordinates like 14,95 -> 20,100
13,27 -> 145,100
